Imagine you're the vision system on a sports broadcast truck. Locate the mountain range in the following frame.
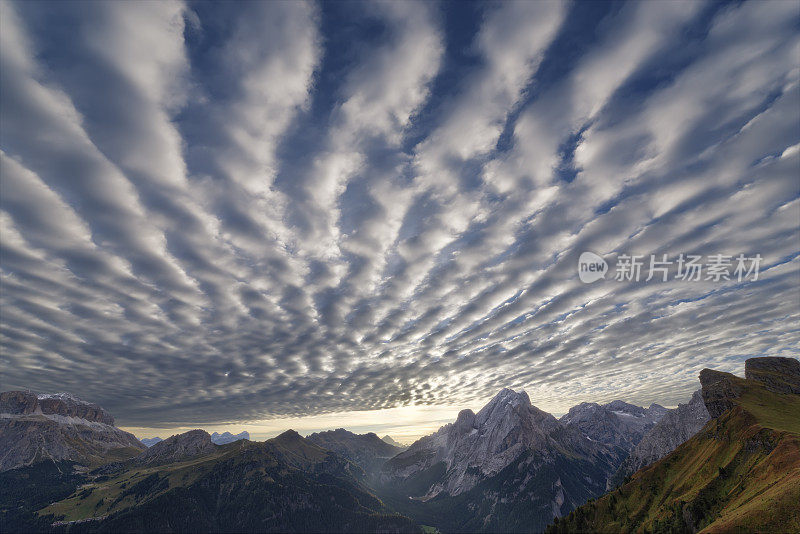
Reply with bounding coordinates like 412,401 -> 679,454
1,356 -> 797,533
377,388 -> 622,532
608,389 -> 710,488
550,356 -> 800,533
558,399 -> 667,473
139,430 -> 250,448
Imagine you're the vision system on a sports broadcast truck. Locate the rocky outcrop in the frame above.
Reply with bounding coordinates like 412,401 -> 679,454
699,369 -> 745,418
0,391 -> 39,414
137,429 -> 216,466
700,358 -> 799,419
1,391 -> 116,425
0,390 -> 143,471
37,393 -> 116,425
745,357 -> 800,394
610,389 -> 710,487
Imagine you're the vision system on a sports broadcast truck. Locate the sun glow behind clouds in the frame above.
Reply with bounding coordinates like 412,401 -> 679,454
122,403 -> 466,443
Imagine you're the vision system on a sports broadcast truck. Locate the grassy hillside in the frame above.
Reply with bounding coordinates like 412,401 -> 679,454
547,379 -> 800,533
40,443 -> 236,522
36,435 -> 420,533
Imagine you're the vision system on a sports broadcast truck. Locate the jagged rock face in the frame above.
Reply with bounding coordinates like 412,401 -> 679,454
381,388 -> 615,500
611,389 -> 710,487
646,403 -> 670,419
306,428 -> 403,478
700,369 -> 744,418
0,391 -> 143,471
1,391 -> 115,425
701,358 -> 799,419
37,393 -> 116,425
745,357 -> 800,394
137,429 -> 216,466
210,431 -> 249,444
559,400 -> 666,457
0,391 -> 39,414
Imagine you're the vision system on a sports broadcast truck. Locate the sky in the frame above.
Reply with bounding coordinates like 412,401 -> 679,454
1,0 -> 798,442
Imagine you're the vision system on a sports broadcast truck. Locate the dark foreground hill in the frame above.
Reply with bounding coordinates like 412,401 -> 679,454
306,428 -> 404,481
547,357 -> 800,534
4,430 -> 419,533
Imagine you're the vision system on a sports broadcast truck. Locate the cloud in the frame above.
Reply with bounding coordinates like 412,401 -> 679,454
1,0 -> 798,429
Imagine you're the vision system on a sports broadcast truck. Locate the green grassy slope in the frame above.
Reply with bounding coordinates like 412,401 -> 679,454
547,380 -> 800,534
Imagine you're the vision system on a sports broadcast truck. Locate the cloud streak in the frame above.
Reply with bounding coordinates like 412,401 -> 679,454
1,0 -> 798,429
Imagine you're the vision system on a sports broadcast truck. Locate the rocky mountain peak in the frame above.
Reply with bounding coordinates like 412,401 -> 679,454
454,409 -> 476,431
490,387 -> 531,407
0,390 -> 143,471
603,400 -> 647,416
37,393 -> 116,425
560,402 -> 603,425
699,368 -> 744,418
381,387 -> 578,499
474,388 -> 533,427
560,398 -> 665,457
273,429 -> 302,443
137,429 -> 215,465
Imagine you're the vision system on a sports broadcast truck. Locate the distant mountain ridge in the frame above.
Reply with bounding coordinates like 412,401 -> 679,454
382,435 -> 407,449
136,429 -> 217,466
306,428 -> 404,480
138,430 -> 249,448
211,430 -> 249,444
559,399 -> 667,464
